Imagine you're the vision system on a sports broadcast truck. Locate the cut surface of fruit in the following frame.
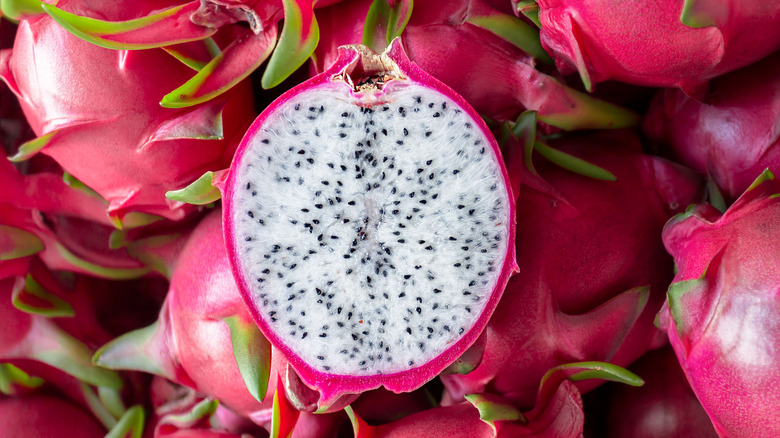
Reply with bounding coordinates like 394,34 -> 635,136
224,41 -> 515,399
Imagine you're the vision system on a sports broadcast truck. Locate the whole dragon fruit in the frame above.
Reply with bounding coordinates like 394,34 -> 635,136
0,255 -> 147,431
0,0 -> 254,224
657,170 -> 780,438
0,153 -> 157,280
536,0 -> 780,93
604,346 -> 718,438
345,362 -> 642,437
146,377 -> 267,438
0,395 -> 106,437
33,0 -> 343,107
644,52 -> 780,203
94,209 -> 277,424
223,40 -> 518,411
313,0 -> 640,131
441,130 -> 703,407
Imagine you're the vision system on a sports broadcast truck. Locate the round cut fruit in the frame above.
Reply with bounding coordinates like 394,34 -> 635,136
224,41 -> 516,404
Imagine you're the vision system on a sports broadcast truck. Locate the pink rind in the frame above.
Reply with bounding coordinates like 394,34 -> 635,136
223,39 -> 518,408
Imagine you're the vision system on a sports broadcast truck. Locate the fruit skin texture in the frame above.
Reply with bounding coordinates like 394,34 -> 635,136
94,210 -> 277,423
605,346 -> 718,438
347,361 -> 639,438
657,171 -> 780,438
313,0 -> 640,131
536,0 -> 780,93
223,40 -> 517,411
644,52 -> 780,202
0,155 -> 152,279
442,130 -> 703,407
0,395 -> 105,437
0,0 -> 254,222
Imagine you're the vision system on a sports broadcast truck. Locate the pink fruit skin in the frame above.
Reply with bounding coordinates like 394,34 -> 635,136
0,157 -> 152,277
537,0 -> 780,92
0,0 -> 255,222
657,173 -> 780,438
369,403 -> 495,438
223,40 -> 518,409
442,130 -> 703,407
352,379 -> 589,437
97,210 -> 278,420
147,377 -> 267,438
164,210 -> 273,417
0,262 -> 111,359
314,0 -> 637,129
0,395 -> 105,437
606,346 -> 718,438
644,52 -> 780,202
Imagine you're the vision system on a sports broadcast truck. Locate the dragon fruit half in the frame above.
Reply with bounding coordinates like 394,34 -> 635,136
0,0 -> 254,223
536,0 -> 780,93
223,40 -> 518,411
441,130 -> 703,407
657,170 -> 780,438
644,52 -> 780,203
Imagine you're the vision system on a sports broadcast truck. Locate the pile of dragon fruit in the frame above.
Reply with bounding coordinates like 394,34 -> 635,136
2,0 -> 779,436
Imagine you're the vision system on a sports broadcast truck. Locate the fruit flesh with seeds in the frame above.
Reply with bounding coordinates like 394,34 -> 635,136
224,40 -> 517,408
